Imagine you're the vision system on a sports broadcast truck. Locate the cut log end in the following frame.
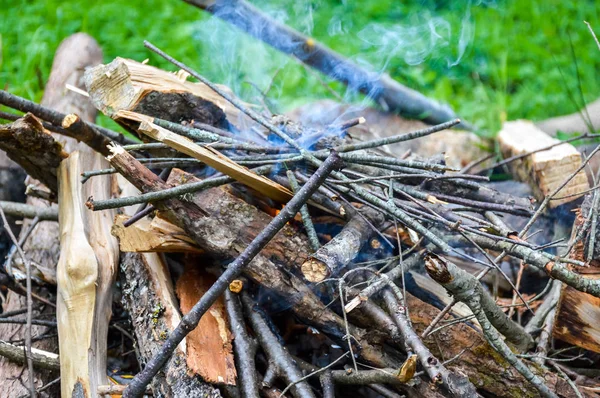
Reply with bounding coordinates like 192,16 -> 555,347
61,113 -> 80,129
301,257 -> 329,282
498,120 -> 589,208
424,255 -> 453,284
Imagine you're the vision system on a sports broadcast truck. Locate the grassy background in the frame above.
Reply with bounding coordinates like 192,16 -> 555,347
1,0 -> 599,136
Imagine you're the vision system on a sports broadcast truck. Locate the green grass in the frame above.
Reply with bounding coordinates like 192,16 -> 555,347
1,0 -> 598,136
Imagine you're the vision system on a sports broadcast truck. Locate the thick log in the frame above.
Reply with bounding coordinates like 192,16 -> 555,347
120,253 -> 222,398
553,198 -> 600,353
175,263 -> 236,385
84,57 -> 257,131
497,120 -> 589,208
0,33 -> 103,398
408,294 -> 581,398
56,149 -> 119,397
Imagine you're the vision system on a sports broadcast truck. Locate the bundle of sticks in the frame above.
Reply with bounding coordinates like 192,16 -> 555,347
1,5 -> 600,398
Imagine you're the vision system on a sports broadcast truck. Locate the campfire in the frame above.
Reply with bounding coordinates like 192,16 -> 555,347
0,2 -> 599,398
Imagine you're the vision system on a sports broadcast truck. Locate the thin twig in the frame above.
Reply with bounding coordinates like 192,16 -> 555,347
0,207 -> 35,397
287,170 -> 320,252
5,216 -> 40,277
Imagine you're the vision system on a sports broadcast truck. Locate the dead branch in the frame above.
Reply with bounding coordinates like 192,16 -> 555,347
0,90 -> 133,146
224,288 -> 260,398
0,202 -> 57,222
424,254 -> 533,352
302,208 -> 383,282
382,287 -> 479,398
241,292 -> 315,398
0,341 -> 59,371
425,256 -> 557,398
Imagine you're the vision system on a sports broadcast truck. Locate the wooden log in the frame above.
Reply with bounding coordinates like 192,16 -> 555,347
56,149 -> 119,397
175,262 -> 236,385
0,33 -> 103,398
536,98 -> 600,137
0,341 -> 59,372
111,214 -> 202,253
120,253 -> 222,398
553,198 -> 600,353
497,120 -> 589,208
116,174 -> 225,396
0,113 -> 67,193
83,57 -> 257,132
120,110 -> 293,203
407,294 -> 580,398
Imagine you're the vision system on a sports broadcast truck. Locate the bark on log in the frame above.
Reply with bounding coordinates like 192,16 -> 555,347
407,294 -> 581,398
120,253 -> 222,398
0,113 -> 67,193
553,198 -> 600,353
175,262 -> 236,385
0,32 -> 103,398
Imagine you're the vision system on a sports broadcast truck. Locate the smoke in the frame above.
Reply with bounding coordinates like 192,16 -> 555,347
355,2 -> 478,69
188,0 -> 484,137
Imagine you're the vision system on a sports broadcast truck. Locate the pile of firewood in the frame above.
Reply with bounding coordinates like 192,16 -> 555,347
1,2 -> 600,398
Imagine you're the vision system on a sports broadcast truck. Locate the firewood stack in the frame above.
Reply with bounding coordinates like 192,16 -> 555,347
1,3 -> 600,398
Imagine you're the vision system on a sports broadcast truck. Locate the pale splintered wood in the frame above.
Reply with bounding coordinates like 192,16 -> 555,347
112,214 -> 202,253
0,33 -> 104,398
117,111 -> 293,203
56,151 -> 118,397
498,120 -> 589,208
